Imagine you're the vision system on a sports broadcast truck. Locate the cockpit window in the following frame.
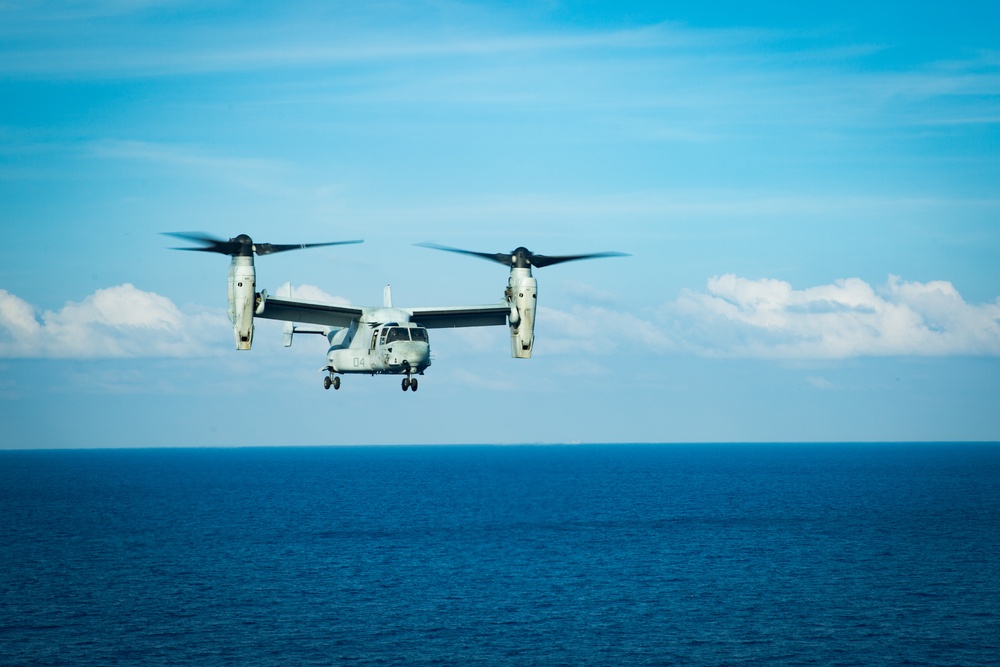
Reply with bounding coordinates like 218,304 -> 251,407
380,327 -> 429,343
385,327 -> 410,344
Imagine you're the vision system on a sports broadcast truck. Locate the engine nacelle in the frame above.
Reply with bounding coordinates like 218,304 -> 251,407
228,255 -> 256,350
507,268 -> 536,358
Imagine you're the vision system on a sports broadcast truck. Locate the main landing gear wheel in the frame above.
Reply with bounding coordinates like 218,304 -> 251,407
402,378 -> 410,391
324,375 -> 341,391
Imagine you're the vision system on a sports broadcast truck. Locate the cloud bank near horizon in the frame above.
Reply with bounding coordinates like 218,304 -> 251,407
0,284 -> 222,359
670,274 -> 1000,358
3,276 -> 998,361
0,283 -> 353,360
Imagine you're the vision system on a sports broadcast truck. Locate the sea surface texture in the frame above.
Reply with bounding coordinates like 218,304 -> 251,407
2,444 -> 998,666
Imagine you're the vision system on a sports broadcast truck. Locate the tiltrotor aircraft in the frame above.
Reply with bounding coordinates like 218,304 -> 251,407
167,233 -> 627,392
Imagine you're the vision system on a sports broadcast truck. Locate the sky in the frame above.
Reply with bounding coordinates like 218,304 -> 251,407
1,1 -> 998,447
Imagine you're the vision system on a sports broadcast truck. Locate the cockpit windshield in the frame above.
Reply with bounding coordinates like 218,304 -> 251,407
385,327 -> 409,344
382,326 -> 429,344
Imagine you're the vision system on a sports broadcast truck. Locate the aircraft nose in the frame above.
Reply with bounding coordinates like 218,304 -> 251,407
391,341 -> 430,368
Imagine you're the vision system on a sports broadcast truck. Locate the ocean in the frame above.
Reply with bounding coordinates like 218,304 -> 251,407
1,444 -> 998,666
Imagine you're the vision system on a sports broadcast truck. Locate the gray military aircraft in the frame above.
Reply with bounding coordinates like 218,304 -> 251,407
166,233 -> 627,392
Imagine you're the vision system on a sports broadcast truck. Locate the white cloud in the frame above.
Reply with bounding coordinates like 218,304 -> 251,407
288,284 -> 350,305
0,284 -> 225,358
530,275 -> 1000,360
671,274 -> 1000,358
537,305 -> 675,355
561,280 -> 624,305
807,376 -> 837,390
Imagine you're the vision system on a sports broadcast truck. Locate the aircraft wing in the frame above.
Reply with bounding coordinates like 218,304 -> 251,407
407,303 -> 510,329
256,294 -> 364,328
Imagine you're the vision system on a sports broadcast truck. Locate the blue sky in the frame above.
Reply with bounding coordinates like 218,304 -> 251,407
2,1 -> 998,447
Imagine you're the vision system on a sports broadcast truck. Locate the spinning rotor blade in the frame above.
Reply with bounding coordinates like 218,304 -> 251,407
164,232 -> 245,255
254,241 -> 363,256
416,242 -> 629,269
529,251 -> 630,268
414,243 -> 513,266
164,232 -> 362,256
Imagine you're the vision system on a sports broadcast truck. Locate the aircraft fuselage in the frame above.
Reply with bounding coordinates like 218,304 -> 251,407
326,311 -> 430,376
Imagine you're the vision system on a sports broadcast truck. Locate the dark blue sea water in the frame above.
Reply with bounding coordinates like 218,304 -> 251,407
2,444 -> 998,666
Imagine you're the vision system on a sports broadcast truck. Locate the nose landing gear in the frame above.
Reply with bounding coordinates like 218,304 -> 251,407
401,361 -> 418,392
